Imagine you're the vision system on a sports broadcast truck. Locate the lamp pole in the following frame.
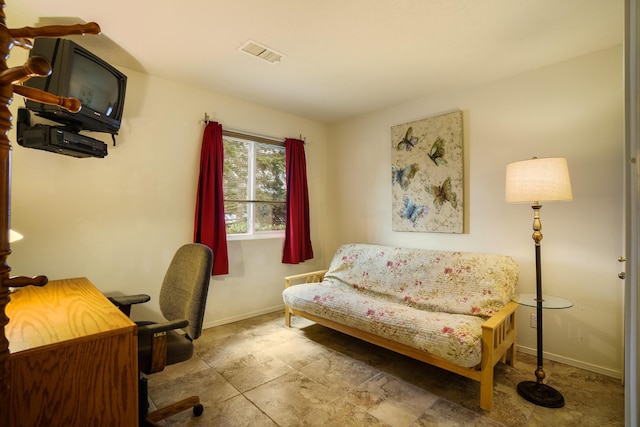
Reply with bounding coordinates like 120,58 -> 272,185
516,204 -> 565,408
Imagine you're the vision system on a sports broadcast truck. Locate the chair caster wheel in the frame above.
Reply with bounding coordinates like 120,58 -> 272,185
193,404 -> 204,417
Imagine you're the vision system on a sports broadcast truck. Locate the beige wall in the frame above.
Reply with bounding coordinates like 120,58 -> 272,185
7,35 -> 624,377
328,47 -> 624,377
7,49 -> 330,328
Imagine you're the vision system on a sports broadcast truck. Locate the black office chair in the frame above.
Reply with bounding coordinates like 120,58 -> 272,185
109,243 -> 213,426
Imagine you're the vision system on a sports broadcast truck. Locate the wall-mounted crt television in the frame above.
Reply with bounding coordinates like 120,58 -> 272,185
24,38 -> 127,135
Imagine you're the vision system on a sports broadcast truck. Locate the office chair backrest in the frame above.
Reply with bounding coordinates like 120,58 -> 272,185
159,243 -> 213,340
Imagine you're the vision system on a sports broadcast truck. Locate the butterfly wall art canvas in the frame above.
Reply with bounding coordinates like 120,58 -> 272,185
391,110 -> 463,233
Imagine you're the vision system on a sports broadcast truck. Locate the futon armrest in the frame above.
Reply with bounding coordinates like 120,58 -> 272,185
284,270 -> 328,288
137,319 -> 190,337
108,294 -> 151,307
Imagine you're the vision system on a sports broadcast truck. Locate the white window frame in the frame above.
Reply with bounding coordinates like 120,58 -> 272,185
223,132 -> 286,241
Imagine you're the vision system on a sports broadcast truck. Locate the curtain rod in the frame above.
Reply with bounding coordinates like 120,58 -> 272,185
201,113 -> 306,146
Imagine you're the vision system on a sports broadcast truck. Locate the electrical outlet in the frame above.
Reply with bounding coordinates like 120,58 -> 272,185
530,313 -> 537,328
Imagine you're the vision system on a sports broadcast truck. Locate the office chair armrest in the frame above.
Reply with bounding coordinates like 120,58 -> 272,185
108,294 -> 151,307
138,319 -> 190,374
137,319 -> 190,336
108,294 -> 151,316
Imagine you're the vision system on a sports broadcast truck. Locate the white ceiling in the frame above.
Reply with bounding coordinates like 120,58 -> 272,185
6,0 -> 624,124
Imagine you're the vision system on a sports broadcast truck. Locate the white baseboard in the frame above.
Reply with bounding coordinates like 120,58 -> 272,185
202,304 -> 284,329
516,344 -> 622,380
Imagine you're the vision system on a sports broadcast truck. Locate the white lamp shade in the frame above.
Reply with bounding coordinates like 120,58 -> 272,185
9,229 -> 23,243
505,157 -> 573,203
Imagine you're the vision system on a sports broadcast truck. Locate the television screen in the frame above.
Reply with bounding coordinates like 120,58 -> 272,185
69,53 -> 119,118
24,38 -> 127,135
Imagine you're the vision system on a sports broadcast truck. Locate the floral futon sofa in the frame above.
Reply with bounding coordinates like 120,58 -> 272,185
282,243 -> 519,410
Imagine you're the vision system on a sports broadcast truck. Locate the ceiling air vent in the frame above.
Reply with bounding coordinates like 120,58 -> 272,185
239,40 -> 284,64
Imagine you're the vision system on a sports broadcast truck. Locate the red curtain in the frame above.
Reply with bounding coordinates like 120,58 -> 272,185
194,121 -> 229,275
282,138 -> 313,264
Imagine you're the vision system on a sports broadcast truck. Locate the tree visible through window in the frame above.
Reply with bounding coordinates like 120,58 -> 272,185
223,136 -> 286,236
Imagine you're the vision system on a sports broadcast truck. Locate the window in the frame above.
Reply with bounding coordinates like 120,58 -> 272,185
223,134 -> 286,237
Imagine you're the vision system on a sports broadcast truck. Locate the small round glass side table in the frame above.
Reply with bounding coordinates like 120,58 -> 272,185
511,293 -> 573,309
511,293 -> 573,408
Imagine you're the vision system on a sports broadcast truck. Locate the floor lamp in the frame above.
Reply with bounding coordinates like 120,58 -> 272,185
505,157 -> 573,408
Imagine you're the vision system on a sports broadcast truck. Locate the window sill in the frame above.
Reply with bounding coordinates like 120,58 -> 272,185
227,232 -> 285,241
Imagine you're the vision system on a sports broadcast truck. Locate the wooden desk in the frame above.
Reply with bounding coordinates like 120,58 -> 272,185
6,277 -> 138,426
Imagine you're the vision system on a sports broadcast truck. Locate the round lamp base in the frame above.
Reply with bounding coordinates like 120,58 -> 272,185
517,381 -> 565,408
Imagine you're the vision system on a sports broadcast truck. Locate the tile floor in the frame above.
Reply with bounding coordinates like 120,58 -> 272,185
147,311 -> 624,426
